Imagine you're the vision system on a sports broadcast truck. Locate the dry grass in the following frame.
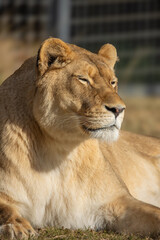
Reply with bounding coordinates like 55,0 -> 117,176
0,38 -> 39,84
30,228 -> 156,240
122,97 -> 160,138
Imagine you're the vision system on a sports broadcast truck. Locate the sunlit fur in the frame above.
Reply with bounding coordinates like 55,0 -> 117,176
79,112 -> 124,142
0,38 -> 160,239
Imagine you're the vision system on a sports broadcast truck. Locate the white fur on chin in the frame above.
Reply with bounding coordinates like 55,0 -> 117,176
90,127 -> 119,142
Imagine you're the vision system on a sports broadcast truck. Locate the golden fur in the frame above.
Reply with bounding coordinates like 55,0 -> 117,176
0,38 -> 160,239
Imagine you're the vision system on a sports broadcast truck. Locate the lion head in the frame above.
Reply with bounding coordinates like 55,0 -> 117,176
33,38 -> 125,142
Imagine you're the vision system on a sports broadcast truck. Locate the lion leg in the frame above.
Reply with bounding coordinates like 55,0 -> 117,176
0,194 -> 36,239
103,195 -> 160,236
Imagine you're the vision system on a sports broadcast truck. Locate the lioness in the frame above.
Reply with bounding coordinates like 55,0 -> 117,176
0,38 -> 160,239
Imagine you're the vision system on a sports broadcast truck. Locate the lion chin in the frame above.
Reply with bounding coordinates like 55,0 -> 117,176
0,37 -> 160,239
92,127 -> 119,142
83,125 -> 120,142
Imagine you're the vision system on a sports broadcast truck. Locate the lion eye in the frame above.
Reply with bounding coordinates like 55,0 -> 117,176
111,81 -> 116,86
78,76 -> 90,85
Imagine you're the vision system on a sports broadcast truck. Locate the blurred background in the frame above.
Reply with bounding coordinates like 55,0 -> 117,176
0,0 -> 159,137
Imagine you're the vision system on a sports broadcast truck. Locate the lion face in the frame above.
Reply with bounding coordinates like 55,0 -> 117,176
33,38 -> 125,142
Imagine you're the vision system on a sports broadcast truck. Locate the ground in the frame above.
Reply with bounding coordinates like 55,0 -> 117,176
29,228 -> 156,240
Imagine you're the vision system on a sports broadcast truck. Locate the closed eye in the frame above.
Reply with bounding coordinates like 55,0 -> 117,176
78,76 -> 90,85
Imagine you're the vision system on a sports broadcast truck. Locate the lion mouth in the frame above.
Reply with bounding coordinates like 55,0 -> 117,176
82,124 -> 118,132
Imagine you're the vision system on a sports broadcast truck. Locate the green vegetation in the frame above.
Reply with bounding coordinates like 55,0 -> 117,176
30,228 -> 155,240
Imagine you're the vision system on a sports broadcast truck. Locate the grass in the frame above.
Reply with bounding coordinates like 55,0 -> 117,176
0,38 -> 39,85
122,97 -> 160,138
29,228 -> 155,240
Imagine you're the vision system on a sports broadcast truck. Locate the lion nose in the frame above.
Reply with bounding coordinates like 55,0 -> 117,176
105,105 -> 125,118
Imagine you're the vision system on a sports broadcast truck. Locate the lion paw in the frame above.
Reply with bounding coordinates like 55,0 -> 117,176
0,217 -> 37,239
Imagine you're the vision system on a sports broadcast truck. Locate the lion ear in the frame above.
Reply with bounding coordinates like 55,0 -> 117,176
98,44 -> 118,69
37,38 -> 73,76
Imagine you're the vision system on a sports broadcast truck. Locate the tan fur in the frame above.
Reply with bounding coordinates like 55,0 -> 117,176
0,38 -> 160,239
